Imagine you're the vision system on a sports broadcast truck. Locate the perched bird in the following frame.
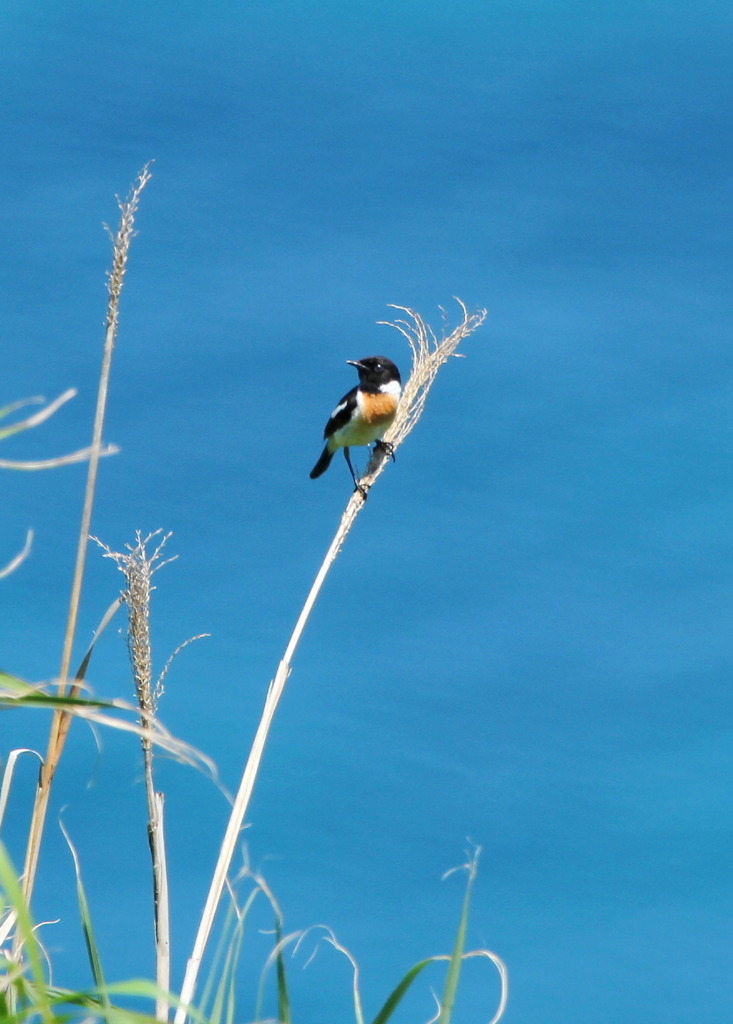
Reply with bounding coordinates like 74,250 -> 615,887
310,355 -> 402,497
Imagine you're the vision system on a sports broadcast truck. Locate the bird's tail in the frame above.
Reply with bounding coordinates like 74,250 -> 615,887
310,446 -> 334,479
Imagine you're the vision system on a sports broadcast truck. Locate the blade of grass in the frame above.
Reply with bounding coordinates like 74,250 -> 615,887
59,821 -> 109,1003
209,910 -> 245,1024
0,842 -> 53,1024
0,673 -> 216,774
47,978 -> 209,1024
0,530 -> 33,579
74,596 -> 126,683
369,957 -> 439,1024
370,848 -> 508,1024
0,442 -> 119,470
0,395 -> 45,422
200,882 -> 261,1024
250,870 -> 291,1024
0,748 -> 44,833
0,389 -> 76,441
274,917 -> 292,1024
437,851 -> 478,1024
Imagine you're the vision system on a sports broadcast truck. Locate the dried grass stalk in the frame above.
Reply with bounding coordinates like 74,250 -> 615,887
19,164 -> 152,915
174,298 -> 487,1022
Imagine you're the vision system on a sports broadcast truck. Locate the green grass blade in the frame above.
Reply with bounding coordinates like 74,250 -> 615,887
0,670 -> 36,696
438,849 -> 480,1024
200,897 -> 243,1023
274,919 -> 292,1024
369,958 -> 437,1024
207,910 -> 244,1024
74,596 -> 125,681
0,842 -> 54,1024
59,821 -> 108,1000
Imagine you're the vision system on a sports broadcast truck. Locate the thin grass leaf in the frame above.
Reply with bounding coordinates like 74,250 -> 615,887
436,857 -> 476,1024
258,928 -> 303,1020
196,910 -> 229,1019
277,926 -> 365,1024
59,821 -> 109,1000
0,748 -> 43,832
0,530 -> 34,579
369,958 -> 437,1024
320,931 -> 365,1024
0,842 -> 53,1024
0,675 -> 216,775
452,950 -> 509,1024
63,978 -> 208,1024
0,442 -> 119,470
74,596 -> 125,682
44,987 -> 170,1024
0,670 -> 38,696
200,889 -> 248,1020
242,867 -> 291,1024
371,949 -> 508,1024
0,395 -> 45,422
209,911 -> 245,1024
0,389 -> 76,440
274,918 -> 291,1024
371,847 -> 508,1024
225,930 -> 246,1024
2,691 -> 110,710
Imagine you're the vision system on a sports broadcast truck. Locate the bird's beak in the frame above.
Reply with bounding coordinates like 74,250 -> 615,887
347,359 -> 364,369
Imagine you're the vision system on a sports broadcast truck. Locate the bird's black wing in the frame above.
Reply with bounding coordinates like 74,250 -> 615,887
323,385 -> 358,439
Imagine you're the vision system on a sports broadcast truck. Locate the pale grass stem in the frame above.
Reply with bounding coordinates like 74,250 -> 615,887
0,386 -> 118,469
0,530 -> 34,579
18,164 -> 153,920
0,389 -> 76,440
0,443 -> 119,471
174,299 -> 488,1023
0,389 -> 117,575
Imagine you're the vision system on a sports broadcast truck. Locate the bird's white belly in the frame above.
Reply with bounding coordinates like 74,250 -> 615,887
332,416 -> 386,447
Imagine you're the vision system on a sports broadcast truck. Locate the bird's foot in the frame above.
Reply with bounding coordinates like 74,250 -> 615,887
374,439 -> 396,462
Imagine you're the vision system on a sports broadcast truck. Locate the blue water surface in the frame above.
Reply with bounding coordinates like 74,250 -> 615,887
2,2 -> 732,1021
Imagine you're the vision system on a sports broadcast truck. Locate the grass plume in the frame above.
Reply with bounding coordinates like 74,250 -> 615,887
95,529 -> 210,1021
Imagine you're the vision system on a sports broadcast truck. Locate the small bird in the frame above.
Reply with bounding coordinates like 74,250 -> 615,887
310,355 -> 402,497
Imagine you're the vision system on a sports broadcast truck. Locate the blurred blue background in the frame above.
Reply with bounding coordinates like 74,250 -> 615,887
2,1 -> 732,1021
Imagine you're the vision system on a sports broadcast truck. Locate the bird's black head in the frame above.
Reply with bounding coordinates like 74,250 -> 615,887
346,355 -> 401,388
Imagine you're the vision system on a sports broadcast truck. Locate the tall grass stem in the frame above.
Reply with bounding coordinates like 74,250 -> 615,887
174,300 -> 487,1022
18,165 -> 152,915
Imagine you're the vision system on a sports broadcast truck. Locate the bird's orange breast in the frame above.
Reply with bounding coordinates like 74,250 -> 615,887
360,391 -> 398,426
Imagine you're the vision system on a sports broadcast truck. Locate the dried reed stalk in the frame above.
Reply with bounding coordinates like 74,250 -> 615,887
19,165 -> 152,914
174,299 -> 487,1023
